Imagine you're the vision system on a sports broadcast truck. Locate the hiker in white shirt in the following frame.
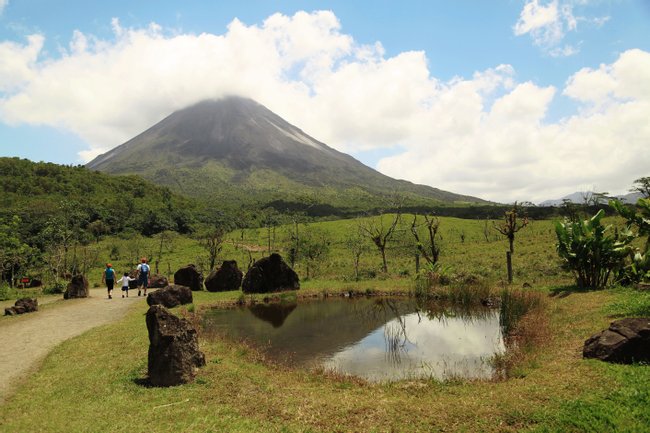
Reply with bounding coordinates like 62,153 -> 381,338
116,273 -> 135,298
137,258 -> 151,296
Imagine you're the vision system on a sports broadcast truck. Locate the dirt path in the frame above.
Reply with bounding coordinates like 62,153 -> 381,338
0,288 -> 148,404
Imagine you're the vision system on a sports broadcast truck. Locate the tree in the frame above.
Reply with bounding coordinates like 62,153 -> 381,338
555,209 -> 633,289
410,213 -> 441,267
582,191 -> 610,207
494,202 -> 529,284
0,216 -> 35,286
630,176 -> 650,198
286,212 -> 308,268
87,220 -> 110,243
494,202 -> 529,254
300,227 -> 330,279
260,208 -> 281,254
199,226 -> 227,272
344,226 -> 369,281
359,212 -> 401,273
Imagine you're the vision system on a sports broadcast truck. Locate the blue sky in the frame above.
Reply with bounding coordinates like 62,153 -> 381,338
0,0 -> 648,202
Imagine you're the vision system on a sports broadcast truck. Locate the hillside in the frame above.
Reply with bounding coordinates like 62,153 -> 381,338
0,157 -> 199,244
87,97 -> 487,212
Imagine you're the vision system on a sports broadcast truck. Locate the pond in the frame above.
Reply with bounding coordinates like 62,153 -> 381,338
203,297 -> 506,382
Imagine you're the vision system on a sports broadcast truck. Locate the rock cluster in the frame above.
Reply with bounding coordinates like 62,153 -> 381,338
242,253 -> 299,294
147,284 -> 193,308
63,274 -> 89,299
205,260 -> 243,292
146,305 -> 205,387
4,297 -> 38,316
174,265 -> 204,291
583,318 -> 650,363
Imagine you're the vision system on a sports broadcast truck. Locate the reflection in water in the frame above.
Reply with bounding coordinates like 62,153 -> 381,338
203,298 -> 505,382
248,302 -> 297,328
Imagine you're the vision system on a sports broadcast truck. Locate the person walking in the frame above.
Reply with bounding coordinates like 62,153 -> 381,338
102,263 -> 116,299
116,272 -> 135,298
136,258 -> 150,297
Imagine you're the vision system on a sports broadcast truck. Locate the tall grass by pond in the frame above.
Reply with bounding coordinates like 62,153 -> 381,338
413,271 -> 548,377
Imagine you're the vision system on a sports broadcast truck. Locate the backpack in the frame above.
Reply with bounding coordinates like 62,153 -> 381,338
105,268 -> 115,280
140,263 -> 150,274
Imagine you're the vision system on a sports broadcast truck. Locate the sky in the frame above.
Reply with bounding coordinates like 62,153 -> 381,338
0,0 -> 649,203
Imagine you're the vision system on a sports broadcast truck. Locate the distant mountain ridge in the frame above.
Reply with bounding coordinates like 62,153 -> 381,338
539,191 -> 642,207
87,96 -> 486,211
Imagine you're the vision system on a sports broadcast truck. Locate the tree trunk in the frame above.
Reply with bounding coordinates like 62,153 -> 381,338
380,247 -> 388,273
506,251 -> 513,284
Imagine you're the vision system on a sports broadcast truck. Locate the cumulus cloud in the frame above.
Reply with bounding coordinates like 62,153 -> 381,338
513,0 -> 580,56
377,49 -> 650,202
0,11 -> 648,202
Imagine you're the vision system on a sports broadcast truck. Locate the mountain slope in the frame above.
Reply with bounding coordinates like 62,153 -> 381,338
87,96 -> 486,211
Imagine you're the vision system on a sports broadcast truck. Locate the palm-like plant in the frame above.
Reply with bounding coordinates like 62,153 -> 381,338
555,209 -> 634,289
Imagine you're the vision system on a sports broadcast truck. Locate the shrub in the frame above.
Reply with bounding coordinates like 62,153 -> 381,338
555,209 -> 633,289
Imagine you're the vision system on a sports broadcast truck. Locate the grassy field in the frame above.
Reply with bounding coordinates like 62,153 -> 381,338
2,214 -> 649,432
69,213 -> 572,290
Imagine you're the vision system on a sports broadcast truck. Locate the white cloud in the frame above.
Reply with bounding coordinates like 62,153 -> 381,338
0,0 -> 8,16
513,0 -> 580,57
0,11 -> 648,203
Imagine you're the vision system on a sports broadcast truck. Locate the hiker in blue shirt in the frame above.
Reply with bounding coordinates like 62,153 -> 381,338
102,263 -> 116,299
137,258 -> 150,297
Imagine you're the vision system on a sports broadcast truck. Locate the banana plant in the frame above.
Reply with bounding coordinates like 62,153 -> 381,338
555,209 -> 634,289
611,198 -> 650,283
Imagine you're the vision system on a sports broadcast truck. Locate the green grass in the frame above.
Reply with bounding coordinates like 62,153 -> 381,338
37,213 -> 570,293
3,215 -> 650,432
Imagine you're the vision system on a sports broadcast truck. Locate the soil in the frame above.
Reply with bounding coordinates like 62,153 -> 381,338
0,288 -> 148,404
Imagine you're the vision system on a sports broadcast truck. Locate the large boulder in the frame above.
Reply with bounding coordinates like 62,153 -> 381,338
583,318 -> 650,363
148,274 -> 169,289
242,253 -> 300,294
174,265 -> 204,291
4,297 -> 38,316
147,284 -> 193,308
205,260 -> 243,292
63,274 -> 89,299
146,305 -> 205,387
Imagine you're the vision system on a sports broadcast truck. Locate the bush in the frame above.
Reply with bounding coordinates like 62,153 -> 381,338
43,282 -> 65,294
555,209 -> 633,289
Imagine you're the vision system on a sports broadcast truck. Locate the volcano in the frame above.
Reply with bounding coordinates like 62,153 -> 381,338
87,96 -> 485,211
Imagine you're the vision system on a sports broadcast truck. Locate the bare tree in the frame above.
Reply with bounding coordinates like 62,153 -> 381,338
410,213 -> 441,267
199,227 -> 227,272
359,212 -> 401,273
344,225 -> 369,281
494,202 -> 529,283
494,202 -> 529,254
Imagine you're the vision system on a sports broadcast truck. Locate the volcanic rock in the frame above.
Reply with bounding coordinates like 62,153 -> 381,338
4,297 -> 38,316
205,260 -> 243,292
146,305 -> 205,387
242,253 -> 299,294
147,284 -> 193,308
63,274 -> 89,299
583,318 -> 650,363
174,264 -> 204,291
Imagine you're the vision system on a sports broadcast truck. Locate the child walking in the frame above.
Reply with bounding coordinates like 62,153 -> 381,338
116,272 -> 135,298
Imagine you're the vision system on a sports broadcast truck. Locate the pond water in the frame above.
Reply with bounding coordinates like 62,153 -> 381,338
203,298 -> 506,382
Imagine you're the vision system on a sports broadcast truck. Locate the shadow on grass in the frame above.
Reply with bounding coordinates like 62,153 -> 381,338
132,377 -> 152,387
548,285 -> 595,298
